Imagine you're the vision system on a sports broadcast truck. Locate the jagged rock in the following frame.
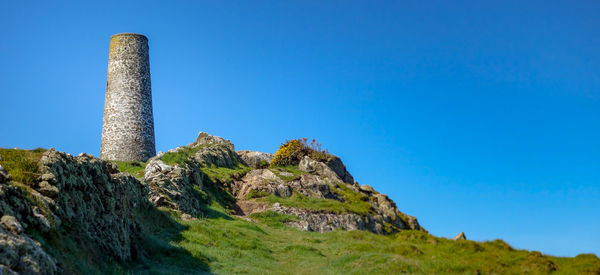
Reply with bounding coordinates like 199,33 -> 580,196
37,181 -> 59,198
325,156 -> 355,184
189,131 -> 235,151
298,156 -> 343,182
233,163 -> 423,233
0,164 -> 11,183
1,216 -> 22,235
0,225 -> 58,274
269,204 -> 386,234
36,149 -> 148,261
233,169 -> 286,198
237,150 -> 274,168
144,158 -> 204,215
288,174 -> 337,199
359,185 -> 375,193
453,232 -> 467,241
193,145 -> 239,168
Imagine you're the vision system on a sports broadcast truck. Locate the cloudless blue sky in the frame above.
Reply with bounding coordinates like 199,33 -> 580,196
1,0 -> 598,257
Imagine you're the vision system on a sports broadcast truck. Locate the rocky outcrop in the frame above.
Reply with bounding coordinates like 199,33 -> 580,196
453,232 -> 467,241
143,158 -> 205,215
36,151 -> 148,261
0,131 -> 425,274
0,222 -> 57,274
189,132 -> 240,168
271,203 -> 388,233
0,164 -> 10,183
237,150 -> 274,168
233,156 -> 423,233
324,156 -> 355,184
0,149 -> 149,274
143,132 -> 244,216
0,181 -> 57,274
299,156 -> 344,183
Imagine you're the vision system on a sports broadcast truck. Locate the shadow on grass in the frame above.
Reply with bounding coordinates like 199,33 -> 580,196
131,204 -> 212,274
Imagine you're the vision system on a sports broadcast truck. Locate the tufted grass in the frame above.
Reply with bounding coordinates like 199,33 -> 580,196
269,165 -> 308,182
256,190 -> 369,217
113,161 -> 146,179
200,162 -> 252,183
0,147 -> 46,185
160,145 -> 208,166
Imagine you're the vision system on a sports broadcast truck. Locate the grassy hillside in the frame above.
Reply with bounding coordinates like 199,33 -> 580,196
130,205 -> 600,275
1,148 -> 599,274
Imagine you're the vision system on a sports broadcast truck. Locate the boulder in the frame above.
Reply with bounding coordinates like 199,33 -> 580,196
189,131 -> 234,151
0,225 -> 57,274
1,216 -> 23,235
237,150 -> 274,168
144,158 -> 205,215
298,156 -> 342,183
325,156 -> 355,183
0,164 -> 11,183
453,232 -> 467,241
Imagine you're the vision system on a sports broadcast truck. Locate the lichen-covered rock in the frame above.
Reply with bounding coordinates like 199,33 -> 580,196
270,203 -> 387,233
184,132 -> 241,168
324,156 -> 355,184
234,159 -> 423,233
190,131 -> 235,151
36,150 -> 148,261
298,156 -> 343,182
143,158 -> 205,215
232,169 -> 287,198
237,150 -> 274,168
453,232 -> 467,241
0,225 -> 57,274
0,164 -> 11,183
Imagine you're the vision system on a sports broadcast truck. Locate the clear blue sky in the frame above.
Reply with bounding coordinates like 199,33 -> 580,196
1,1 -> 598,257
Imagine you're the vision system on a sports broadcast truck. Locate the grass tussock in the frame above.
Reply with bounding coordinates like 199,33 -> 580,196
113,161 -> 146,179
201,162 -> 252,183
270,165 -> 308,182
160,145 -> 207,167
0,148 -> 46,185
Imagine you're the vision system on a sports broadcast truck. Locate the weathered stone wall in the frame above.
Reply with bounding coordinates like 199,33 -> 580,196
100,33 -> 155,161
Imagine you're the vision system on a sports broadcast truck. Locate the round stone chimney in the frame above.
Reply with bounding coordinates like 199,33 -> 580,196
100,33 -> 156,161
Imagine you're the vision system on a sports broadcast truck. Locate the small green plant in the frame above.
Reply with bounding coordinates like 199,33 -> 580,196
246,190 -> 271,199
258,160 -> 269,169
0,148 -> 46,185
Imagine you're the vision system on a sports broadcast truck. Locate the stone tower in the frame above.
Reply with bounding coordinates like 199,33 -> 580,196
100,33 -> 156,161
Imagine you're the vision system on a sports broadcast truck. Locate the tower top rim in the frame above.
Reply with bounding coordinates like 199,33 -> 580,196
111,33 -> 148,39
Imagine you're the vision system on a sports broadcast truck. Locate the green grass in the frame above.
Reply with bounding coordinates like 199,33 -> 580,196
257,190 -> 371,216
200,162 -> 252,183
4,149 -> 599,274
113,161 -> 146,179
270,165 -> 308,182
249,211 -> 299,228
0,147 -> 46,185
123,205 -> 600,274
160,145 -> 208,166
